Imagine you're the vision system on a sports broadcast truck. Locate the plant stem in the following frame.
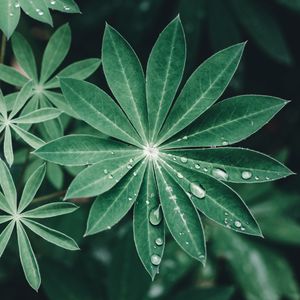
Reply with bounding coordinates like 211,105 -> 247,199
0,33 -> 7,64
33,190 -> 66,203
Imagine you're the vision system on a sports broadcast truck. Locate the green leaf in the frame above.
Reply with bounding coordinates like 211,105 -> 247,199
0,0 -> 21,38
4,126 -> 14,167
172,287 -> 235,300
133,163 -> 165,280
65,153 -> 144,199
102,24 -> 148,142
19,0 -> 52,26
0,64 -> 28,86
12,108 -> 61,124
16,222 -> 41,291
155,162 -> 206,262
46,0 -> 80,13
11,32 -> 38,81
10,80 -> 34,118
11,124 -> 45,149
0,221 -> 15,257
47,163 -> 64,189
40,23 -> 71,83
60,78 -> 142,147
23,202 -> 78,219
146,16 -> 186,142
0,191 -> 12,214
86,161 -> 146,235
22,219 -> 79,251
157,43 -> 245,144
45,58 -> 101,89
229,0 -> 292,65
34,134 -> 139,166
0,90 -> 7,118
0,158 -> 17,213
160,159 -> 262,236
18,164 -> 46,213
0,215 -> 12,224
163,148 -> 293,183
163,95 -> 288,148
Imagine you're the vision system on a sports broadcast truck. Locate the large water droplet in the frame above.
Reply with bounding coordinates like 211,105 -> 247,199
149,206 -> 162,226
212,168 -> 228,180
234,221 -> 242,228
190,182 -> 206,199
241,170 -> 252,180
155,238 -> 163,246
151,254 -> 161,265
195,164 -> 200,169
177,172 -> 183,179
180,157 -> 188,163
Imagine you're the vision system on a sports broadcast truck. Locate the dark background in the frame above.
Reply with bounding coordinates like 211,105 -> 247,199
0,0 -> 299,299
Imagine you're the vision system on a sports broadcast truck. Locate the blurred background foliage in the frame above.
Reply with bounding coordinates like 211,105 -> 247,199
0,0 -> 299,299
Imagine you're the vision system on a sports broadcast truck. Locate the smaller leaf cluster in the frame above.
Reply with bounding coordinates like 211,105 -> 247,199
0,160 -> 79,290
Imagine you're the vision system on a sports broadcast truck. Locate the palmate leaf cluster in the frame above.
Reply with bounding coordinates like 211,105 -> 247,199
0,159 -> 79,290
33,16 -> 293,281
0,0 -> 80,38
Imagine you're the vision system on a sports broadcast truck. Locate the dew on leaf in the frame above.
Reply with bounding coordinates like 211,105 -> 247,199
151,254 -> 161,266
180,157 -> 188,163
195,164 -> 200,169
155,238 -> 163,246
177,172 -> 183,179
190,182 -> 206,199
234,221 -> 242,228
149,206 -> 162,226
212,168 -> 228,180
241,170 -> 252,180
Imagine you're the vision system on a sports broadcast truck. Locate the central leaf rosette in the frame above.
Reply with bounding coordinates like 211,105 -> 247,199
34,17 -> 292,279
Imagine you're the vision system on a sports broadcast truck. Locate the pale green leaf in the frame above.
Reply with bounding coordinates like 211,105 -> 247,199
12,108 -> 61,124
22,219 -> 79,251
12,32 -> 38,81
46,0 -> 80,13
10,80 -> 34,118
133,163 -> 165,280
47,163 -> 64,189
86,161 -> 146,235
155,162 -> 206,262
0,90 -> 7,118
60,78 -> 142,147
0,215 -> 12,224
102,24 -> 147,142
0,191 -> 12,214
45,58 -> 101,89
0,221 -> 15,257
19,0 -> 52,26
23,202 -> 78,219
146,16 -> 186,142
17,222 -> 41,291
4,126 -> 14,167
160,159 -> 262,236
0,158 -> 17,213
34,134 -> 139,166
163,148 -> 293,183
40,23 -> 71,83
18,164 -> 46,213
163,95 -> 288,148
65,153 -> 144,199
157,43 -> 245,144
0,0 -> 20,38
0,64 -> 28,86
11,124 -> 45,149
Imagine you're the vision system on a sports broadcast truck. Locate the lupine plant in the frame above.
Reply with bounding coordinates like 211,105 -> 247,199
0,0 -> 295,295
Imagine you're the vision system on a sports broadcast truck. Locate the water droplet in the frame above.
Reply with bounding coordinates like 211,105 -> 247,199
255,176 -> 259,180
183,136 -> 188,140
242,171 -> 252,180
234,221 -> 242,228
108,174 -> 114,179
177,172 -> 183,179
127,164 -> 133,169
15,1 -> 20,8
166,186 -> 173,192
151,254 -> 161,266
172,157 -> 176,161
155,238 -> 163,246
149,206 -> 162,226
111,151 -> 115,155
104,169 -> 108,174
194,164 -> 200,169
222,140 -> 229,146
180,157 -> 188,163
212,168 -> 228,180
190,182 -> 206,199
265,176 -> 270,180
185,241 -> 189,245
203,167 -> 208,172
129,159 -> 134,163
133,172 -> 137,176
128,197 -> 133,201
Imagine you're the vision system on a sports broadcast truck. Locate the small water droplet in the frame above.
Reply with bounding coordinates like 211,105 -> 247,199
149,206 -> 162,226
180,157 -> 188,163
195,164 -> 200,169
190,182 -> 206,199
242,171 -> 252,180
203,167 -> 208,172
255,176 -> 259,180
111,151 -> 114,155
183,136 -> 188,140
108,174 -> 114,179
151,254 -> 161,266
128,197 -> 133,201
177,172 -> 183,179
127,164 -> 133,169
166,186 -> 173,192
234,221 -> 242,228
265,176 -> 270,180
129,159 -> 134,163
155,238 -> 163,246
133,172 -> 137,176
104,169 -> 108,174
212,168 -> 228,180
222,140 -> 229,146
